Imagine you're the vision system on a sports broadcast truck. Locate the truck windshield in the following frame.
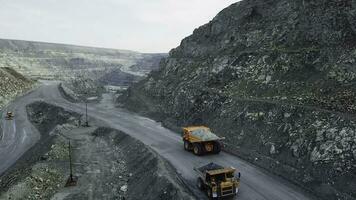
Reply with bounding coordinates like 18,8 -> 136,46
226,172 -> 234,178
213,174 -> 226,182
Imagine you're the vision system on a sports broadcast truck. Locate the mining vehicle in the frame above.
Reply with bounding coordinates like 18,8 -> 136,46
195,163 -> 240,199
5,112 -> 14,120
182,126 -> 224,155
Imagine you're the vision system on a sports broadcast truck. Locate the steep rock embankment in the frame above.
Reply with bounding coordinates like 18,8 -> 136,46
91,127 -> 194,200
120,0 -> 356,199
0,67 -> 34,109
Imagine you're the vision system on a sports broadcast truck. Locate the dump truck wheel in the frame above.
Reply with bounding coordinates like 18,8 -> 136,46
197,178 -> 204,190
184,140 -> 191,151
213,142 -> 221,154
193,143 -> 203,155
204,142 -> 214,153
207,189 -> 215,199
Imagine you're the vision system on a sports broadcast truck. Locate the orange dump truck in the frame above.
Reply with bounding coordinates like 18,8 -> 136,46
195,162 -> 241,199
5,112 -> 14,120
182,126 -> 224,156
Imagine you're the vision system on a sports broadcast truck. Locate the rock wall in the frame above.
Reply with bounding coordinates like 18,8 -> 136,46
119,0 -> 356,199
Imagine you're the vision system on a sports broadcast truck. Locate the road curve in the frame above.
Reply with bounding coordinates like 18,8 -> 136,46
0,82 -> 315,200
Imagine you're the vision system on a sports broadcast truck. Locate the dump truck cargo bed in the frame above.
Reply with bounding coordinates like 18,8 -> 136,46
195,162 -> 224,173
183,126 -> 222,142
182,126 -> 224,155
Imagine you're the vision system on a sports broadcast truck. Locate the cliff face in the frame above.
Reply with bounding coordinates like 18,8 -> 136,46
120,0 -> 356,199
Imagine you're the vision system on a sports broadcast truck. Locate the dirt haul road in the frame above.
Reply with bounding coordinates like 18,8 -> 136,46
0,82 -> 314,200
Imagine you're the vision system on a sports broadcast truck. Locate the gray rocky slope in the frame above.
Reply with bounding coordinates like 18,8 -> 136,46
119,0 -> 356,199
0,67 -> 34,109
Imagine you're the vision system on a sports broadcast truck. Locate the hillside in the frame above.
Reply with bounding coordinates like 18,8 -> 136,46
0,39 -> 166,81
119,0 -> 356,199
98,69 -> 142,86
0,67 -> 34,109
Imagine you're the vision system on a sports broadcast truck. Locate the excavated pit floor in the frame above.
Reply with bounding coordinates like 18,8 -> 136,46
0,101 -> 194,200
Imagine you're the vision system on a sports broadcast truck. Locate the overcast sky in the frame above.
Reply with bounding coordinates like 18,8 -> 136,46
0,0 -> 237,53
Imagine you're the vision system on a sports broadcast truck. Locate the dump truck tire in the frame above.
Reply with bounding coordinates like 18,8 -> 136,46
197,178 -> 204,190
193,143 -> 203,156
213,142 -> 221,154
207,188 -> 216,199
184,140 -> 191,151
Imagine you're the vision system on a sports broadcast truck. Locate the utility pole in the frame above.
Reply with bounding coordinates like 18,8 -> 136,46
85,99 -> 88,127
65,140 -> 77,187
184,100 -> 186,126
83,83 -> 89,127
69,140 -> 73,180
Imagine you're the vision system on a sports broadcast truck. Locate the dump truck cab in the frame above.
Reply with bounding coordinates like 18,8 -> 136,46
5,112 -> 14,120
195,163 -> 240,199
183,126 -> 224,155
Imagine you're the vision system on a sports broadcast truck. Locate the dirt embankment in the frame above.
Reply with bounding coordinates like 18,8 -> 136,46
0,102 -> 194,200
58,78 -> 104,103
90,127 -> 194,200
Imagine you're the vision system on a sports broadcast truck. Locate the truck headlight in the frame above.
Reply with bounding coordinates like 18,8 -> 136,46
212,186 -> 217,192
213,192 -> 218,198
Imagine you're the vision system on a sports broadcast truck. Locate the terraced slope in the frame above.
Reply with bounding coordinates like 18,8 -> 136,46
0,38 -> 166,81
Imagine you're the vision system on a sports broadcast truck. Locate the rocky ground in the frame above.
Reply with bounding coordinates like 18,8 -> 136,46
119,0 -> 356,199
0,101 -> 194,200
